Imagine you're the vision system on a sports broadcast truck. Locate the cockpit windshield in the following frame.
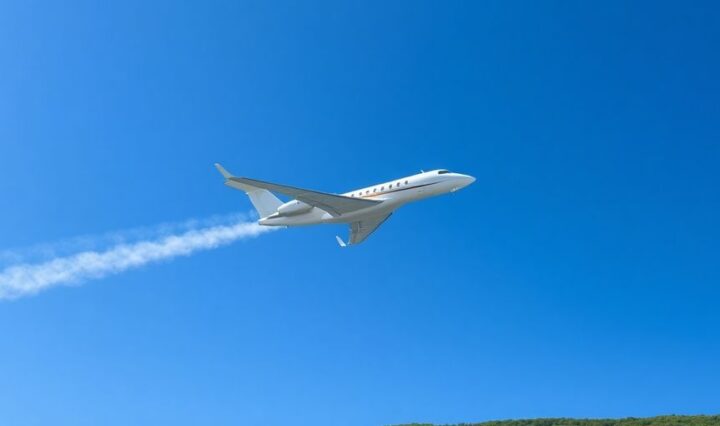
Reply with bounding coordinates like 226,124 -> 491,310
437,170 -> 450,174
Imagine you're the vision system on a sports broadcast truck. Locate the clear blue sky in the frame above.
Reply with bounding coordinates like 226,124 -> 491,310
1,1 -> 719,425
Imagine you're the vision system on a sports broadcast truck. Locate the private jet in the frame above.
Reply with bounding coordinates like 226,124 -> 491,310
214,164 -> 475,246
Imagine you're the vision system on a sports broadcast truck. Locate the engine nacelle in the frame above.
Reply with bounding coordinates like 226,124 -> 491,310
277,200 -> 312,216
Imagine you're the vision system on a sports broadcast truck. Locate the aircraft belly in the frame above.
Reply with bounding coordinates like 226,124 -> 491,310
323,203 -> 395,224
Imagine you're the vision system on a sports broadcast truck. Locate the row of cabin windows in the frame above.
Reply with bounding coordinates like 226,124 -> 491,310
350,180 -> 409,197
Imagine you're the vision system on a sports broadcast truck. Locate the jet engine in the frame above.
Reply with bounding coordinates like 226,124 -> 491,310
277,199 -> 312,216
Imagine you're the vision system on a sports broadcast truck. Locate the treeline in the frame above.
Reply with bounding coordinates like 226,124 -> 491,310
396,415 -> 720,426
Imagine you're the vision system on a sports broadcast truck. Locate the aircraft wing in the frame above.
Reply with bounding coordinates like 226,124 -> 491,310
228,176 -> 380,217
348,213 -> 393,245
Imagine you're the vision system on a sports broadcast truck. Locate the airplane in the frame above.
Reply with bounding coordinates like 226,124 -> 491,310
214,164 -> 475,246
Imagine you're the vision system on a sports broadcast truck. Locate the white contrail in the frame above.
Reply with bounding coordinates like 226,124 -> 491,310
0,217 -> 274,300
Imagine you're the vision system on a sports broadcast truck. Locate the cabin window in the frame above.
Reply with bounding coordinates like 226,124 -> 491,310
381,186 -> 384,190
389,184 -> 393,188
405,180 -> 408,184
373,188 -> 377,193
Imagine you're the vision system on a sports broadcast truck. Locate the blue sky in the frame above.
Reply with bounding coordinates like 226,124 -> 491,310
1,1 -> 719,425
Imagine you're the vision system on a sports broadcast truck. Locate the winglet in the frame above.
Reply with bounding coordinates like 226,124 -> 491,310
214,163 -> 233,179
335,235 -> 347,247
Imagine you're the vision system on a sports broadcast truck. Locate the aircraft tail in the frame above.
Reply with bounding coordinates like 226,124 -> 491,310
214,163 -> 283,219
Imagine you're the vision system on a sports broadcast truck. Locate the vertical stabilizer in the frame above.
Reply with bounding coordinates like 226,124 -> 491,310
214,163 -> 283,219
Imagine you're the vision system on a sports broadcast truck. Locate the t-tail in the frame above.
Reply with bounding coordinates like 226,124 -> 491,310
214,163 -> 283,219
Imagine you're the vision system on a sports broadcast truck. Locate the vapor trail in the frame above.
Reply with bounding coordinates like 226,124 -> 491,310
0,218 -> 273,300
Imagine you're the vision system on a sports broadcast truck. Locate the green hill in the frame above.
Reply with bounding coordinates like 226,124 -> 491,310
396,415 -> 720,426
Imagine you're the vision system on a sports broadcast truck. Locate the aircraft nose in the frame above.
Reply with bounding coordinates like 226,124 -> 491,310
461,174 -> 475,188
451,174 -> 475,192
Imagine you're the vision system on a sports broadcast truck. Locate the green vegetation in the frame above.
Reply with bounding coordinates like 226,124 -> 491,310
396,415 -> 720,426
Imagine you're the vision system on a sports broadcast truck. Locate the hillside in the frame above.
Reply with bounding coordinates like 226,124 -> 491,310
397,415 -> 720,426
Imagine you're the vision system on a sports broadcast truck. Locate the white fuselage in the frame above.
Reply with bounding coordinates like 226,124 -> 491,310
259,170 -> 475,226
